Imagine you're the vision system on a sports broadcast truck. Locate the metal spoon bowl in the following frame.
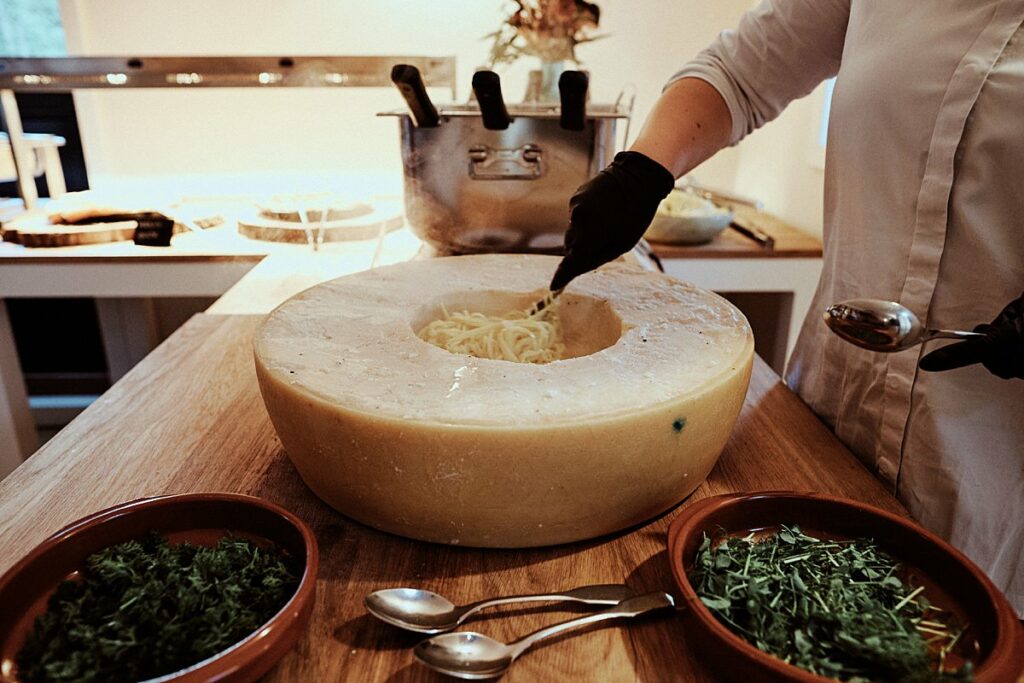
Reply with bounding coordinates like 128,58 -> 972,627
824,299 -> 983,352
413,592 -> 675,679
364,584 -> 638,635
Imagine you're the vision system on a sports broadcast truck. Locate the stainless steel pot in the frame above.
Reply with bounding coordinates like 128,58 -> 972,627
380,103 -> 629,254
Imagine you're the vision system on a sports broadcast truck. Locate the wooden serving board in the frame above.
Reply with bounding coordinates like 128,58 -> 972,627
238,202 -> 404,244
256,202 -> 373,224
2,218 -> 138,248
0,209 -> 202,248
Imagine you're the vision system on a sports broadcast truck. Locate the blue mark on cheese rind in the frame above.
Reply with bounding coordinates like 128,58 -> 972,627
672,417 -> 687,433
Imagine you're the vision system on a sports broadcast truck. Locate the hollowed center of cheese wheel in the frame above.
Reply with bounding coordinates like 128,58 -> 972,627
411,289 -> 624,361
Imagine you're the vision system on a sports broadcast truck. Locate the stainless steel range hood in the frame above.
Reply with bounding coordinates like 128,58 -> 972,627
0,55 -> 457,208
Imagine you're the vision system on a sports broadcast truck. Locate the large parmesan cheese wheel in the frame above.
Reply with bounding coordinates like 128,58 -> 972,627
254,254 -> 753,547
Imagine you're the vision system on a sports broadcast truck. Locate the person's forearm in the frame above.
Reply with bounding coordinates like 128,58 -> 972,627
629,77 -> 733,178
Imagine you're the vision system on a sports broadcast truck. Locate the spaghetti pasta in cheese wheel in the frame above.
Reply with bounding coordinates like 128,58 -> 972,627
417,303 -> 566,364
254,254 -> 754,548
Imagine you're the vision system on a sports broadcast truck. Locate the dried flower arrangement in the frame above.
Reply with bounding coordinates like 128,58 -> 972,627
486,0 -> 603,67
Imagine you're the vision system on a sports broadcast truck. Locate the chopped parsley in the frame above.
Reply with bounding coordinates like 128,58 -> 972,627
689,525 -> 973,682
17,532 -> 300,683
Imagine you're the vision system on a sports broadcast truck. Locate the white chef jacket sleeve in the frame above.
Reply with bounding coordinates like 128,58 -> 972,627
671,0 -> 851,145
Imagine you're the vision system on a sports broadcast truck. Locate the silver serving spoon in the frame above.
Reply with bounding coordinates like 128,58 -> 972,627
824,298 -> 984,352
413,592 -> 675,680
364,584 -> 638,635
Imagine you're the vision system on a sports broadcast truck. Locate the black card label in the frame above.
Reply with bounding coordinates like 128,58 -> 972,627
132,214 -> 174,247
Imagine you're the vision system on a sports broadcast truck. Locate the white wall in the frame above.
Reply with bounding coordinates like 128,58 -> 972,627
731,81 -> 828,234
58,0 -> 826,234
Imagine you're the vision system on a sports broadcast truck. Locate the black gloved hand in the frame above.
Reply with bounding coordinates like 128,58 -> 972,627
919,291 -> 1024,379
550,151 -> 675,291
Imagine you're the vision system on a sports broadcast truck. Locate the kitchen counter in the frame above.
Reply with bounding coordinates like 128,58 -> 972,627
647,204 -> 822,260
0,312 -> 903,682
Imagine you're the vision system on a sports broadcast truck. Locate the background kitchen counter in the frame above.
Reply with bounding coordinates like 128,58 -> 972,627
0,311 -> 896,682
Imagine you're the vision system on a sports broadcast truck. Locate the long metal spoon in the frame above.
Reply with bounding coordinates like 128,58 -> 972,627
413,592 -> 675,680
824,299 -> 984,352
364,584 -> 638,635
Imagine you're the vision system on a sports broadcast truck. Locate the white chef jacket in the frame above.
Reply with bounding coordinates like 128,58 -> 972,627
674,0 -> 1024,615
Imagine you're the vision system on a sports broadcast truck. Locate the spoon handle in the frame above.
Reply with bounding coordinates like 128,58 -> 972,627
508,592 -> 675,658
925,329 -> 986,342
458,584 -> 637,625
527,288 -> 563,317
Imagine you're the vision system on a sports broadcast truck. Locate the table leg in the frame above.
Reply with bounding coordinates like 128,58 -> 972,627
95,299 -> 160,382
0,300 -> 37,476
0,89 -> 39,210
41,146 -> 67,199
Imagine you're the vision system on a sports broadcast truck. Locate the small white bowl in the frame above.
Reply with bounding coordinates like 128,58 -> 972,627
644,190 -> 733,245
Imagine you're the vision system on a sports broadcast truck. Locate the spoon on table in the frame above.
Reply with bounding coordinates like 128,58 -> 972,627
364,584 -> 637,635
824,299 -> 984,352
414,592 -> 675,679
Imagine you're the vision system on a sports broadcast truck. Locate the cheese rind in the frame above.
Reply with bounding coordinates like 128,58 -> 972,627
254,254 -> 754,547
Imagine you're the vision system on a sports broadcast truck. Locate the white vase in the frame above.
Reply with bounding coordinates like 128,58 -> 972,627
524,59 -> 567,104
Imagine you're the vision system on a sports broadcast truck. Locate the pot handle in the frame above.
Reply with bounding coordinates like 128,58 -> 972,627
472,70 -> 512,131
558,70 -> 589,131
613,83 -> 637,150
467,144 -> 542,180
390,64 -> 440,128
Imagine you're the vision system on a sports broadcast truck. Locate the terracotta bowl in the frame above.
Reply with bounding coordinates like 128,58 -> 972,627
667,491 -> 1023,683
0,493 -> 318,683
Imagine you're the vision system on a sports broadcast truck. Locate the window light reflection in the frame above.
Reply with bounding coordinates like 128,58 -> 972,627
172,72 -> 203,85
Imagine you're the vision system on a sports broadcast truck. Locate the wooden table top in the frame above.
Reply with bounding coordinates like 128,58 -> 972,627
649,204 -> 823,259
0,313 -> 901,682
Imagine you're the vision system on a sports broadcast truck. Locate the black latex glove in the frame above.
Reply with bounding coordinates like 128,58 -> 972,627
550,151 -> 675,291
919,291 -> 1024,379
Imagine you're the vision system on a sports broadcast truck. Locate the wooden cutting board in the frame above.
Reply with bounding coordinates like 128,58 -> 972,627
237,201 -> 404,244
1,214 -> 139,248
0,210 -> 200,248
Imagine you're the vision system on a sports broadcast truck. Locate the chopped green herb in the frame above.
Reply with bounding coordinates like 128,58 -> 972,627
688,525 -> 974,682
17,532 -> 301,683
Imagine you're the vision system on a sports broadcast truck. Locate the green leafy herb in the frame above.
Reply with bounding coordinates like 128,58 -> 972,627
17,532 -> 300,683
688,525 -> 974,682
